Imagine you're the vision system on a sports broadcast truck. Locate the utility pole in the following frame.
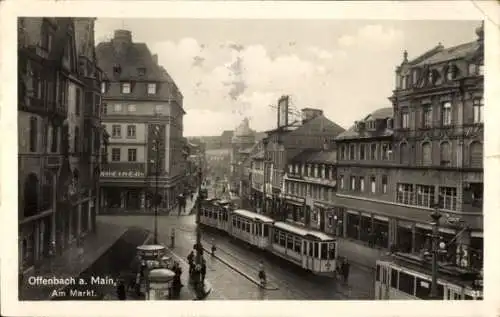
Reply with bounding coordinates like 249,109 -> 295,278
429,203 -> 442,299
152,125 -> 160,244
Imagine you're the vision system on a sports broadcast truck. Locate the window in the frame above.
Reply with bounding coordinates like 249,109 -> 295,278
111,148 -> 121,161
155,105 -> 163,114
442,102 -> 452,126
147,83 -> 157,95
412,69 -> 419,85
340,145 -> 346,160
101,82 -> 107,94
112,125 -> 121,138
102,103 -> 108,115
359,177 -> 365,192
479,65 -> 484,75
350,176 -> 356,191
75,88 -> 81,116
468,64 -> 478,76
473,98 -> 484,124
398,272 -> 415,295
382,176 -> 388,194
50,125 -> 58,153
400,142 -> 408,164
401,110 -> 410,129
138,68 -> 146,76
446,65 -> 456,81
113,104 -> 122,112
391,269 -> 399,288
397,183 -> 413,205
370,144 -> 377,160
128,104 -> 136,112
440,142 -> 451,166
29,117 -> 38,152
339,175 -> 344,189
349,144 -> 355,160
469,142 -> 482,168
121,82 -> 131,94
382,143 -> 392,160
127,125 -> 136,138
428,69 -> 435,85
421,142 -> 432,166
370,176 -> 376,193
360,144 -> 366,160
422,105 -> 432,128
439,187 -> 457,211
416,185 -> 434,208
127,149 -> 136,162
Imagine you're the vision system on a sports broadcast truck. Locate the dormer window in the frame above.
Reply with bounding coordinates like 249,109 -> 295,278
121,82 -> 131,94
147,83 -> 157,95
428,69 -> 436,85
113,64 -> 122,75
412,69 -> 419,86
138,67 -> 146,76
446,65 -> 456,81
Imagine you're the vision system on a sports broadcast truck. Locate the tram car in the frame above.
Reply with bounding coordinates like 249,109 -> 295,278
198,198 -> 338,274
375,252 -> 483,300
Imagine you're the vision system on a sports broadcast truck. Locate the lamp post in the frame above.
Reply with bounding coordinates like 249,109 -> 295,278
152,126 -> 161,245
429,202 -> 442,299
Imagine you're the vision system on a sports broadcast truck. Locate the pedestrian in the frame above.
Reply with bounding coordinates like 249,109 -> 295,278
172,261 -> 183,298
187,250 -> 195,274
116,279 -> 126,300
200,258 -> 207,283
258,260 -> 266,286
211,239 -> 216,256
342,258 -> 350,283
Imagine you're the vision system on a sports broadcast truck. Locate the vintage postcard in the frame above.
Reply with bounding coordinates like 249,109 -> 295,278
1,1 -> 499,317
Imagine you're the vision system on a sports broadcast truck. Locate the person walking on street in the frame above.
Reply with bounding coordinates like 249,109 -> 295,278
201,258 -> 207,283
187,250 -> 195,275
258,260 -> 267,286
116,279 -> 127,300
342,258 -> 351,283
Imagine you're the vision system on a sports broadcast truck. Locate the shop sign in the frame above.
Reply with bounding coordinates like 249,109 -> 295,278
101,169 -> 145,178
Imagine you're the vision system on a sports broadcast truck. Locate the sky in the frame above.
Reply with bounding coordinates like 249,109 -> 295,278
94,19 -> 480,137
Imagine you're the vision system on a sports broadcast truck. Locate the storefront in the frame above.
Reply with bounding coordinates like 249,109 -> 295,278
283,194 -> 305,223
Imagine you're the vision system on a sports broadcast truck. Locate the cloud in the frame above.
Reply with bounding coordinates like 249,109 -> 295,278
150,24 -> 404,136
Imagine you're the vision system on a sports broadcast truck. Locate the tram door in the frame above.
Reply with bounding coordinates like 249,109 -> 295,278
302,240 -> 310,270
377,263 -> 390,300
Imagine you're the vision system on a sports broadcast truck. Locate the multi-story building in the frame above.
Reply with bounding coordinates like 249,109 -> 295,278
254,95 -> 345,219
330,24 -> 484,271
96,30 -> 185,213
282,147 -> 337,229
18,17 -> 103,273
230,118 -> 256,195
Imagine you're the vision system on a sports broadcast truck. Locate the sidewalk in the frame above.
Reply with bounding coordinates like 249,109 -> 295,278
19,222 -> 128,300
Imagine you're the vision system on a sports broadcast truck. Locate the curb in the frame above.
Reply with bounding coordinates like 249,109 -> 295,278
202,247 -> 278,291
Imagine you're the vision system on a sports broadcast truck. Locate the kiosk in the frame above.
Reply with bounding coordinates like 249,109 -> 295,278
146,268 -> 175,300
136,245 -> 167,295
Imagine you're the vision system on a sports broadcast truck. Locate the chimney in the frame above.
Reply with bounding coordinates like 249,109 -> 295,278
113,30 -> 132,55
301,108 -> 324,123
152,54 -> 158,65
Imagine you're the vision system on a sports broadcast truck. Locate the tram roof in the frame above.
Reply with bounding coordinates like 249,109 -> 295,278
232,209 -> 274,223
273,222 -> 335,241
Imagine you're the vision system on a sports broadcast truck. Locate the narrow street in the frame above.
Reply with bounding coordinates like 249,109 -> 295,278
99,213 -> 374,300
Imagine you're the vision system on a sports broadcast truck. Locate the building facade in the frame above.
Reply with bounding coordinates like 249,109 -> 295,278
18,17 -> 104,273
230,118 -> 256,195
96,30 -> 186,213
251,95 -> 345,220
330,24 -> 484,271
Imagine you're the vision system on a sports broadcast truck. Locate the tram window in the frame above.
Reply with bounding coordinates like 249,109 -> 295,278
246,223 -> 250,233
329,243 -> 336,259
309,242 -> 314,256
314,242 -> 319,258
273,231 -> 279,243
237,219 -> 241,229
232,218 -> 236,227
415,277 -> 433,299
376,265 -> 381,282
279,232 -> 286,247
287,236 -> 293,250
398,271 -> 415,295
320,243 -> 328,260
264,225 -> 269,237
294,237 -> 301,253
391,269 -> 398,288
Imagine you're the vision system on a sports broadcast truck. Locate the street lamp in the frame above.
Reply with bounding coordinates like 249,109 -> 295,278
429,202 -> 442,299
151,125 -> 161,245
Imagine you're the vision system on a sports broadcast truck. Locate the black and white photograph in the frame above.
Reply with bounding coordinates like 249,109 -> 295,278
2,1 -> 500,316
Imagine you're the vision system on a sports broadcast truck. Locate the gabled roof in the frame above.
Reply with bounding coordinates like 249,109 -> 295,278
290,149 -> 337,165
336,107 -> 393,141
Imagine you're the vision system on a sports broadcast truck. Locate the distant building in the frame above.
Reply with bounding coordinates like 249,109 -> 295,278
96,30 -> 186,213
230,118 -> 256,194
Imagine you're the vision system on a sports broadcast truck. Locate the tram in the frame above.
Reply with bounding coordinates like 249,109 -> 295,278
198,199 -> 338,274
271,221 -> 337,273
375,252 -> 483,300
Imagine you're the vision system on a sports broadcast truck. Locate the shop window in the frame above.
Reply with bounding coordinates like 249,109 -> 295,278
359,215 -> 372,242
398,271 -> 415,295
346,212 -> 359,239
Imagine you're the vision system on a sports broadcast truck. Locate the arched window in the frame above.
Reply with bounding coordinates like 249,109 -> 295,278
469,142 -> 482,168
23,173 -> 39,218
440,142 -> 451,167
422,142 -> 432,166
400,142 -> 408,164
